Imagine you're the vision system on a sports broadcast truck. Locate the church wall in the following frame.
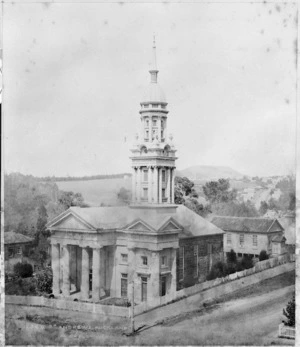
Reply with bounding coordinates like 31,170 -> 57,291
177,234 -> 223,290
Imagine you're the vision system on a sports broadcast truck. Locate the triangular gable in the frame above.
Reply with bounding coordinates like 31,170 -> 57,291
47,210 -> 96,231
158,217 -> 183,232
267,219 -> 284,233
125,219 -> 155,233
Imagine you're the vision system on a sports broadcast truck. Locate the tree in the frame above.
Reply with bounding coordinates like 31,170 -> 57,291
58,191 -> 86,209
259,250 -> 269,261
283,294 -> 295,327
36,268 -> 53,294
212,200 -> 258,217
259,201 -> 269,216
14,262 -> 33,278
175,177 -> 195,196
184,198 -> 211,218
117,187 -> 131,204
203,179 -> 237,204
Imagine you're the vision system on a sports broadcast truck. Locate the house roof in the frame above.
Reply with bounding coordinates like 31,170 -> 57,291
272,235 -> 286,243
47,205 -> 224,238
211,216 -> 284,233
4,231 -> 34,245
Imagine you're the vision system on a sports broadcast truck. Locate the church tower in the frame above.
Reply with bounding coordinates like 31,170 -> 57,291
131,37 -> 177,205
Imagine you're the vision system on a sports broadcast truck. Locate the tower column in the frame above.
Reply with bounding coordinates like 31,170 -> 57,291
132,167 -> 136,203
137,167 -> 141,203
148,166 -> 152,203
149,116 -> 153,143
153,166 -> 158,203
166,168 -> 171,203
158,116 -> 162,141
81,247 -> 90,300
158,167 -> 162,204
92,247 -> 101,302
171,168 -> 175,204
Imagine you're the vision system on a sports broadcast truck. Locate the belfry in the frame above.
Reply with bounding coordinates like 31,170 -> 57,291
131,37 -> 176,205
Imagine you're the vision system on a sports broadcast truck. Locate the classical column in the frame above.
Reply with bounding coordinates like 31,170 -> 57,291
137,167 -> 141,203
51,243 -> 60,296
171,168 -> 175,204
151,252 -> 160,298
153,166 -> 158,203
92,247 -> 101,302
128,248 -> 136,301
132,167 -> 136,203
148,166 -> 152,203
81,247 -> 90,300
170,248 -> 177,299
166,168 -> 171,203
62,245 -> 70,297
158,168 -> 162,204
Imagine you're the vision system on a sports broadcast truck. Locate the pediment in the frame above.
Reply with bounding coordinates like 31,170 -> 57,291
158,218 -> 182,232
126,220 -> 154,233
48,212 -> 95,231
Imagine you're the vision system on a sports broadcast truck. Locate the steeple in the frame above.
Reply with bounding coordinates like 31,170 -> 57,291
149,35 -> 158,83
130,38 -> 177,206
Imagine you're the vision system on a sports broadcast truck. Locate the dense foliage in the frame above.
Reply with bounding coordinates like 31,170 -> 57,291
259,250 -> 269,261
203,179 -> 237,204
117,187 -> 131,204
35,268 -> 53,294
13,263 -> 33,278
283,294 -> 295,327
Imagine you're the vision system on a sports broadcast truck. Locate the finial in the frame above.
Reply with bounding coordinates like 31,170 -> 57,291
150,34 -> 158,83
153,34 -> 156,48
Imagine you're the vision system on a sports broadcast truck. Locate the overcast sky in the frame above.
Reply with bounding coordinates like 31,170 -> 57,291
3,1 -> 298,177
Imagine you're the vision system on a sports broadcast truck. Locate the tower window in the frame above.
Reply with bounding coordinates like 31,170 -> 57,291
161,256 -> 167,266
161,120 -> 163,127
161,131 -> 164,139
143,169 -> 148,181
162,170 -> 166,182
144,104 -> 149,109
143,188 -> 148,199
152,104 -> 158,108
162,188 -> 166,198
153,120 -> 157,126
146,119 -> 149,126
146,131 -> 149,139
141,256 -> 148,265
161,105 -> 166,109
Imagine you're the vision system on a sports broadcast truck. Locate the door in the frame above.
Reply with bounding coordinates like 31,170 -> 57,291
141,277 -> 147,302
89,269 -> 92,291
161,276 -> 166,296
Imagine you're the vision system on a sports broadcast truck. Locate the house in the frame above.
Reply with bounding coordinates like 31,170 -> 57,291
47,38 -> 224,305
211,216 -> 285,259
4,231 -> 35,272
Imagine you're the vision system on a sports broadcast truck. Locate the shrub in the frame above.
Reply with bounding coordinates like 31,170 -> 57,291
259,250 -> 269,261
227,250 -> 237,264
241,255 -> 253,269
36,268 -> 53,294
283,294 -> 295,327
13,262 -> 33,278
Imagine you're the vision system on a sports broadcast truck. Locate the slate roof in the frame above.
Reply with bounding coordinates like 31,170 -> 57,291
4,231 -> 34,245
48,205 -> 224,238
211,216 -> 284,233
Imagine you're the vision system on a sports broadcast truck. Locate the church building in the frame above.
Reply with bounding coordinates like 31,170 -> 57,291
47,39 -> 224,305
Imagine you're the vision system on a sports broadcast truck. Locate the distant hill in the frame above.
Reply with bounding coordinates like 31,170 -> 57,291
177,166 -> 244,181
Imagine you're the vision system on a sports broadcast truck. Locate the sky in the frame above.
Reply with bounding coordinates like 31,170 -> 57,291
3,1 -> 298,177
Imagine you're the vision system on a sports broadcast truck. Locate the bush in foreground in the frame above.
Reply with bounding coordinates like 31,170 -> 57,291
283,294 -> 295,327
13,262 -> 33,278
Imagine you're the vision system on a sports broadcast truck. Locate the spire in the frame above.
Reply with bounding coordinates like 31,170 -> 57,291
149,35 -> 158,83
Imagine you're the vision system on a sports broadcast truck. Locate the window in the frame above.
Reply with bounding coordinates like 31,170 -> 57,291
146,119 -> 149,126
162,170 -> 166,182
8,247 -> 14,258
161,120 -> 164,127
161,105 -> 166,109
121,254 -> 128,263
141,277 -> 147,301
144,104 -> 149,109
161,256 -> 166,266
162,188 -> 166,198
146,130 -> 149,139
143,188 -> 148,199
16,247 -> 22,255
253,235 -> 258,247
160,276 -> 166,297
143,169 -> 148,182
152,104 -> 158,108
161,131 -> 164,139
141,256 -> 148,266
227,233 -> 232,244
121,273 -> 128,297
240,234 -> 244,247
153,119 -> 157,126
193,245 -> 199,278
179,246 -> 184,281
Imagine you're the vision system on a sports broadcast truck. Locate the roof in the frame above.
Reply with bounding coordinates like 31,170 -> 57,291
142,83 -> 166,103
272,235 -> 286,243
211,216 -> 284,233
47,205 -> 224,238
4,231 -> 34,245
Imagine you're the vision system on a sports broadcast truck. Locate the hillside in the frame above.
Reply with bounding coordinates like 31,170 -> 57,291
177,165 -> 244,180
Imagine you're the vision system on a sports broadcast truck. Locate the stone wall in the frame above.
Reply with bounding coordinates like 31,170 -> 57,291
5,296 -> 129,318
